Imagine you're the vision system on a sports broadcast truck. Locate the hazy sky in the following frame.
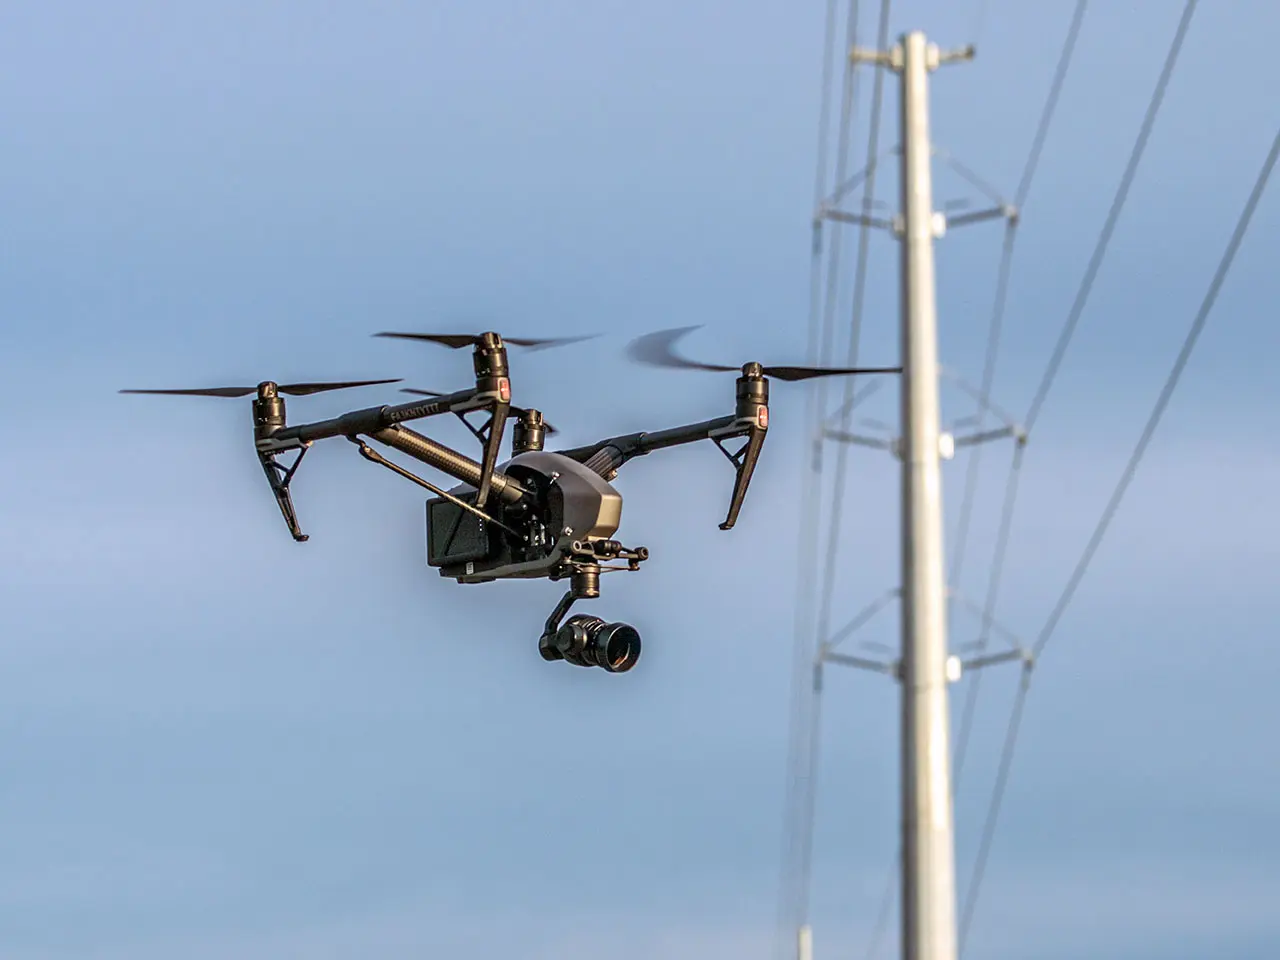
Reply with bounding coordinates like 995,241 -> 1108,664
1,2 -> 1277,958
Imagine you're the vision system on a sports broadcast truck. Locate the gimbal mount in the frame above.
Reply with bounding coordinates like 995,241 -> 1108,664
536,555 -> 647,673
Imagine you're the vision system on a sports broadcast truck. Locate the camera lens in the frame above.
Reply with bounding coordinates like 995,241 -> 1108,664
594,621 -> 641,673
552,615 -> 642,673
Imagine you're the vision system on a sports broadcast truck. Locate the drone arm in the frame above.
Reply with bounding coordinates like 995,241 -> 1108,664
557,413 -> 764,529
632,416 -> 740,454
384,388 -> 511,510
257,384 -> 513,509
555,412 -> 767,530
556,371 -> 769,530
369,424 -> 528,504
253,388 -> 476,451
555,415 -> 739,477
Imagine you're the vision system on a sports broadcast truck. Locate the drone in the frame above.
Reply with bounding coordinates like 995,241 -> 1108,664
121,328 -> 900,674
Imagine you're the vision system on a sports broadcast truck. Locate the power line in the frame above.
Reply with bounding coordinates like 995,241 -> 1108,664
807,1 -> 893,952
815,0 -> 867,386
947,226 -> 1015,590
810,0 -> 844,222
951,2 -> 1196,944
969,0 -> 990,50
953,441 -> 1026,793
776,3 -> 860,956
778,0 -> 895,951
1033,123 -> 1280,661
1013,0 -> 1088,210
960,121 -> 1280,951
813,0 -> 893,665
863,860 -> 897,960
793,661 -> 826,937
944,0 -> 1087,842
795,1 -> 864,912
959,665 -> 1031,950
1023,0 -> 1199,434
948,0 -> 1086,589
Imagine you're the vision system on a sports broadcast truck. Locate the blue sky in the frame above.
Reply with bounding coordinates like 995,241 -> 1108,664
1,1 -> 1277,957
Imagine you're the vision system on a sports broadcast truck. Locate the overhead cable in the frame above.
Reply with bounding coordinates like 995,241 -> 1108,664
962,120 -> 1280,952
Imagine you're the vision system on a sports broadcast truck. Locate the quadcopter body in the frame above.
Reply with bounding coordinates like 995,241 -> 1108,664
426,450 -> 626,584
122,328 -> 898,674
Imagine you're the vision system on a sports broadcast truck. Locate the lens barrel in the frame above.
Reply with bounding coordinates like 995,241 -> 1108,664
552,614 -> 641,673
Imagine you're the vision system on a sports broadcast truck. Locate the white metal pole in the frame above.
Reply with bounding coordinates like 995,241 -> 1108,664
897,30 -> 959,960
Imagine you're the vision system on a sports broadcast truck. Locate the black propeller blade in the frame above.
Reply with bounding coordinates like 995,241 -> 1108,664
400,388 -> 559,435
625,327 -> 902,381
374,331 -> 596,352
119,378 -> 402,398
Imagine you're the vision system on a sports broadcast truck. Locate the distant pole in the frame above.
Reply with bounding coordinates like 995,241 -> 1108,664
802,27 -> 977,960
896,30 -> 960,960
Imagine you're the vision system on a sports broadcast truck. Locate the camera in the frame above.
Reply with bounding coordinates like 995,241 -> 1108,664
540,614 -> 642,673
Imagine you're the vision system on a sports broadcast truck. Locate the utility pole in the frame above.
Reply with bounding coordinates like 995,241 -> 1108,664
851,31 -> 972,960
791,20 -> 1020,960
895,31 -> 962,960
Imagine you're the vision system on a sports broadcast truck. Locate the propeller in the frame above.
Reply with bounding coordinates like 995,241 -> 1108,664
373,331 -> 596,352
625,327 -> 902,381
119,378 -> 402,398
400,388 -> 558,435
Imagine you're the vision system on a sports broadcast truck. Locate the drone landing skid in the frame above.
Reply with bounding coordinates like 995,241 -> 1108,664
258,446 -> 311,542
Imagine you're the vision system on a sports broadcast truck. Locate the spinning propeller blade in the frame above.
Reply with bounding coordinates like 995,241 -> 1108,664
119,378 -> 402,398
625,327 -> 901,380
373,331 -> 596,351
400,388 -> 559,435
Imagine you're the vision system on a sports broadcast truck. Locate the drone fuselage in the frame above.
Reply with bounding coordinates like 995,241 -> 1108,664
425,451 -> 623,583
121,329 -> 899,675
